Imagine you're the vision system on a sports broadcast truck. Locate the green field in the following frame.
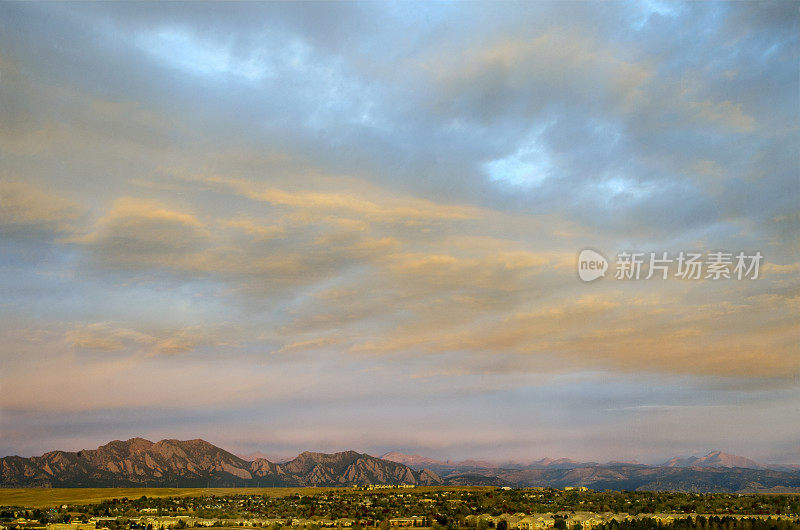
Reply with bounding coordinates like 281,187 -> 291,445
0,486 -> 491,508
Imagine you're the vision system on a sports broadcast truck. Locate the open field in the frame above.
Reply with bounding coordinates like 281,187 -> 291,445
0,486 -> 492,508
0,488 -> 325,508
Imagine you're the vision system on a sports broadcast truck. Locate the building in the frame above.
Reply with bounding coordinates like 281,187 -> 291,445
47,524 -> 96,530
518,515 -> 555,530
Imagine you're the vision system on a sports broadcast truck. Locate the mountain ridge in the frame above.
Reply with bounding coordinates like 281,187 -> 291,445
0,438 -> 441,488
381,450 -> 772,471
3,440 -> 799,493
660,451 -> 764,469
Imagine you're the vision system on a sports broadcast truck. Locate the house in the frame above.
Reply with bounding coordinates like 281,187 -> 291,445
566,514 -> 601,529
47,524 -> 96,530
89,518 -> 117,526
651,515 -> 675,525
517,515 -> 555,530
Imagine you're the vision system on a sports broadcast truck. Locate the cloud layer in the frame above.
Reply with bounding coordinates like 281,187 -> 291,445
0,1 -> 797,464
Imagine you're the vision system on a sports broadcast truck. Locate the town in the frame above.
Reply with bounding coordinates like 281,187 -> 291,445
2,488 -> 799,530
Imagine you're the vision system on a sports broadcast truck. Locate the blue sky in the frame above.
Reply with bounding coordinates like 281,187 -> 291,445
0,1 -> 798,465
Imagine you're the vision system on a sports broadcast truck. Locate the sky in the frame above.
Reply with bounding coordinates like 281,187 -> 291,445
0,1 -> 798,466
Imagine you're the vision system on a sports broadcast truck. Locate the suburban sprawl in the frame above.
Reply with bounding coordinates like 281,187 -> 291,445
2,487 -> 799,530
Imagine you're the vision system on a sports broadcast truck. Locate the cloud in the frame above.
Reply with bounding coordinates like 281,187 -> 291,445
65,323 -> 148,352
205,176 -> 483,225
58,178 -> 795,382
277,336 -> 343,354
64,322 -> 234,356
348,284 -> 799,381
0,1 -> 797,462
0,180 -> 82,236
424,28 -> 652,123
73,197 -> 209,271
219,217 -> 286,240
687,100 -> 755,133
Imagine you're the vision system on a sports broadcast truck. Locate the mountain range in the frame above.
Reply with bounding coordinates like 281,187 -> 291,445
0,438 -> 439,488
379,451 -> 800,493
380,450 -> 782,472
2,439 -> 799,493
380,453 -> 600,471
659,451 -> 763,469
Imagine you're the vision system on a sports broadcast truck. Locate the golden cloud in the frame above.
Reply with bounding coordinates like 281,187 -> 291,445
204,176 -> 483,224
65,322 -> 232,356
0,180 -> 82,233
51,169 -> 796,382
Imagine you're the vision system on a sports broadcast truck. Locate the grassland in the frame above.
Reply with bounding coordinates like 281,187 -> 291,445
0,486 -> 490,508
0,488 -> 323,508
